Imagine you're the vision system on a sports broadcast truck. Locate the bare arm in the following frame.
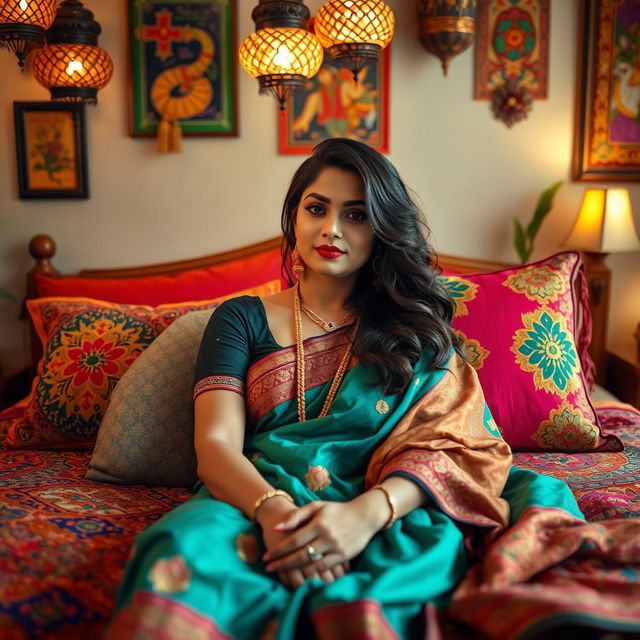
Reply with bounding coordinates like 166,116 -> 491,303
351,475 -> 429,531
194,390 -> 293,523
194,389 -> 350,586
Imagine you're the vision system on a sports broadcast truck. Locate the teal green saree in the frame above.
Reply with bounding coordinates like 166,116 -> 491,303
107,299 -> 640,640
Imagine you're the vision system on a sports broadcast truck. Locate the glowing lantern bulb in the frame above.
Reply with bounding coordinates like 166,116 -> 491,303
273,44 -> 294,69
66,59 -> 83,75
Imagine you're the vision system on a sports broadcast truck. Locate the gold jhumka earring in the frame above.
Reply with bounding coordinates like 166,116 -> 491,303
292,245 -> 305,279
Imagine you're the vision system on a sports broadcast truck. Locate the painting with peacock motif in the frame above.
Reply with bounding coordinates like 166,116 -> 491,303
573,0 -> 640,181
128,0 -> 237,137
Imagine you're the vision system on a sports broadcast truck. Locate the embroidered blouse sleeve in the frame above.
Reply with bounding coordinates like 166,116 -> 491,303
193,298 -> 251,400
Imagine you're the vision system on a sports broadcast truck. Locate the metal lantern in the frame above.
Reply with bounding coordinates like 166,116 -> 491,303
315,0 -> 394,82
417,0 -> 476,76
239,0 -> 323,110
32,0 -> 113,104
0,0 -> 56,68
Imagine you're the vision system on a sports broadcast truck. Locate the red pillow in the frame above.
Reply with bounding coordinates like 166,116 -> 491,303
35,247 -> 287,306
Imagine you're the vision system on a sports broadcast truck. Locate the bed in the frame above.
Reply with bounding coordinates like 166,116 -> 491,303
1,234 -> 638,640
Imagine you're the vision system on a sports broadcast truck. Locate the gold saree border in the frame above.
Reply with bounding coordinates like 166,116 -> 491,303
312,599 -> 399,640
105,591 -> 233,640
246,329 -> 356,425
366,353 -> 512,530
449,506 -> 640,639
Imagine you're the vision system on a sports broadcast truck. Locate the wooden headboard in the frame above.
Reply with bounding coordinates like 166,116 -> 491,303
24,234 -> 605,383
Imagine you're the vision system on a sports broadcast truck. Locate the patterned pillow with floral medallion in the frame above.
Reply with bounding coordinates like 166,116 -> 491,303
440,252 -> 621,452
6,282 -> 281,450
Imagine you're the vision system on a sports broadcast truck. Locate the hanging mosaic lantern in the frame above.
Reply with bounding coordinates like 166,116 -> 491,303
0,0 -> 56,68
239,0 -> 323,110
315,0 -> 394,83
417,0 -> 476,76
32,0 -> 113,105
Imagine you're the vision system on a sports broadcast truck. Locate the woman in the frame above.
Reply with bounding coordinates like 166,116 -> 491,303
108,139 -> 639,640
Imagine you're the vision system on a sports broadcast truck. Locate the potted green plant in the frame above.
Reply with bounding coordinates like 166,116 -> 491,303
513,181 -> 563,264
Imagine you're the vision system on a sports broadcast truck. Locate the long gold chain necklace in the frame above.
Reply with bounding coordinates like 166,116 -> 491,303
293,282 -> 359,423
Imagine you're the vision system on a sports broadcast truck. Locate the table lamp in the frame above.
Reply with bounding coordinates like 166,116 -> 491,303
563,187 -> 640,382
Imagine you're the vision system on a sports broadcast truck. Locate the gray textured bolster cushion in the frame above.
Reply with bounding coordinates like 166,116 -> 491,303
86,309 -> 214,488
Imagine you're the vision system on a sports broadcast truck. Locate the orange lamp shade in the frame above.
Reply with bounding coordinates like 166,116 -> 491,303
32,42 -> 113,103
0,0 -> 57,67
314,0 -> 395,49
564,188 -> 640,254
239,27 -> 323,80
0,0 -> 56,29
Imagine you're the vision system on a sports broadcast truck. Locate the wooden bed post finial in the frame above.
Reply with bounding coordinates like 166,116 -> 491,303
28,234 -> 59,277
26,233 -> 59,306
24,234 -> 59,372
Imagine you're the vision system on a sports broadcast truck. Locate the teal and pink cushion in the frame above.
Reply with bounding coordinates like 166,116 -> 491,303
1,403 -> 638,639
441,252 -> 621,452
34,246 -> 287,306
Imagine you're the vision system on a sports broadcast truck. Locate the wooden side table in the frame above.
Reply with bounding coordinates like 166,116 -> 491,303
605,344 -> 640,409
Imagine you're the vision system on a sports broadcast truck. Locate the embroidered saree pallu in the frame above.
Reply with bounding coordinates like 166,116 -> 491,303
107,299 -> 640,640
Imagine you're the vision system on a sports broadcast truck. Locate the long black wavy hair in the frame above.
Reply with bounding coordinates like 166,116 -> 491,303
281,138 -> 462,395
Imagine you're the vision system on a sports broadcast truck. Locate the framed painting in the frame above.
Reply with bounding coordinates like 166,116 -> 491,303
13,102 -> 88,200
279,45 -> 390,155
573,0 -> 640,181
128,0 -> 237,137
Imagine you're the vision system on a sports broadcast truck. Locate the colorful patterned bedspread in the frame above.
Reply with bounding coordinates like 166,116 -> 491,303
1,404 -> 639,639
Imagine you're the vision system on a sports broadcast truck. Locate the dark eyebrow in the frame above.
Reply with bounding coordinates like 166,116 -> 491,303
304,192 -> 330,203
304,192 -> 366,207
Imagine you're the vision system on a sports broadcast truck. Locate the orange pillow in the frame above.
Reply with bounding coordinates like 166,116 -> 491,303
34,246 -> 287,306
6,281 -> 281,450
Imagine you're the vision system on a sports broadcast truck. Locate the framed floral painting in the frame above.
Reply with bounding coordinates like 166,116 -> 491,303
13,102 -> 88,199
573,0 -> 640,181
278,44 -> 390,155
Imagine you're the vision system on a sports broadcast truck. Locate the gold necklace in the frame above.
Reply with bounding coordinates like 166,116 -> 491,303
300,300 -> 356,332
293,282 -> 359,422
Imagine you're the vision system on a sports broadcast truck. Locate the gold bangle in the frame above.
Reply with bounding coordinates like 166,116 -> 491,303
370,483 -> 398,530
251,489 -> 294,523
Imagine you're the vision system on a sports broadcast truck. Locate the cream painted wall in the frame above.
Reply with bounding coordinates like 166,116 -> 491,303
1,0 -> 639,376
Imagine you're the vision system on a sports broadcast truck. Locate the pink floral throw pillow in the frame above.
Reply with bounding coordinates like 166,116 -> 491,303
441,252 -> 621,452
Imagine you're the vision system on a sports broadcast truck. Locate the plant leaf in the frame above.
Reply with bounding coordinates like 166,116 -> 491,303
526,181 -> 563,240
0,289 -> 16,301
513,218 -> 528,263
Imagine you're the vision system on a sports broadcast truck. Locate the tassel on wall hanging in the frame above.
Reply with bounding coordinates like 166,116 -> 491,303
417,0 -> 477,76
474,0 -> 549,127
127,1 -> 238,152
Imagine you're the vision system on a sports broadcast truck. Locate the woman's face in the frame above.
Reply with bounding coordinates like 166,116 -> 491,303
294,167 -> 376,281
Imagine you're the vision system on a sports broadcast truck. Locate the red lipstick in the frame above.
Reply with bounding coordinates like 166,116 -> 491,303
315,245 -> 345,259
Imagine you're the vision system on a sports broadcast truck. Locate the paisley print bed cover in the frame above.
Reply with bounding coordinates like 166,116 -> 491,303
1,403 -> 639,639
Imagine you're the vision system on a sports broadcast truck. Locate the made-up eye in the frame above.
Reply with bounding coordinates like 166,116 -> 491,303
346,209 -> 367,221
306,204 -> 325,216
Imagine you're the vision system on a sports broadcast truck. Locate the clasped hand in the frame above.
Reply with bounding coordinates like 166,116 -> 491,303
261,500 -> 378,588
